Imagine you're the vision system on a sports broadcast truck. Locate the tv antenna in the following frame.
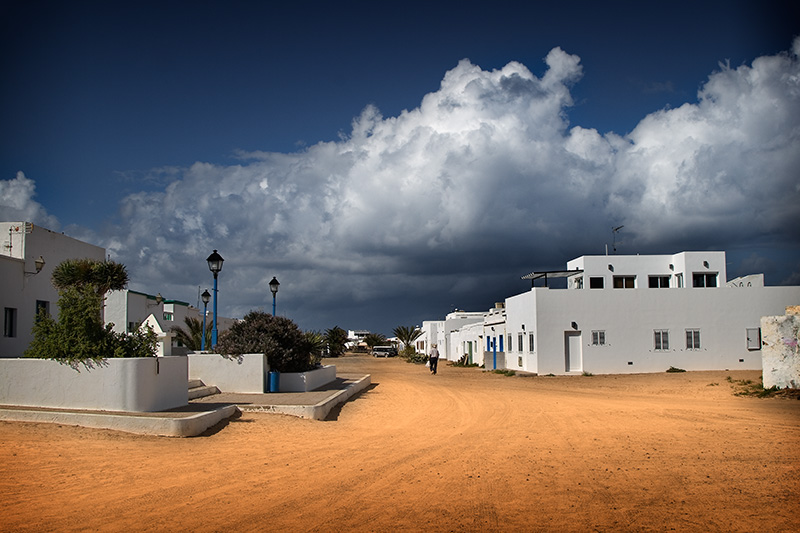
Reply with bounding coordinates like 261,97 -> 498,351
612,225 -> 624,254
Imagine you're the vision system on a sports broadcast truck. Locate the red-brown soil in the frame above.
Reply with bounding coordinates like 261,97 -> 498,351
1,355 -> 798,532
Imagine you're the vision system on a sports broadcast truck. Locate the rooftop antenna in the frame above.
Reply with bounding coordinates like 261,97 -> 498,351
612,225 -> 624,254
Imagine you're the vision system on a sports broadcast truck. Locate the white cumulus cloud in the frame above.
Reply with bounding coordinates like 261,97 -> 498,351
0,171 -> 60,230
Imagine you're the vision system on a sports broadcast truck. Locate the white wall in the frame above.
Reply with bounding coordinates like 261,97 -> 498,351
0,356 -> 188,411
506,284 -> 800,375
189,353 -> 269,393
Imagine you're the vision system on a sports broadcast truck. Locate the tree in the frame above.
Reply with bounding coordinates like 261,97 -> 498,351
363,332 -> 388,350
215,311 -> 315,372
170,316 -> 212,351
52,258 -> 129,296
393,325 -> 423,358
26,259 -> 156,363
304,330 -> 326,366
324,326 -> 349,358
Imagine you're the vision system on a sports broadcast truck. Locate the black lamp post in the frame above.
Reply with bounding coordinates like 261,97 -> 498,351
200,289 -> 211,351
206,250 -> 224,346
269,277 -> 280,315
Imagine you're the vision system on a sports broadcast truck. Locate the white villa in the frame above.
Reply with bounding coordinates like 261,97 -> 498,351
1,221 -> 234,358
423,251 -> 800,375
1,222 -> 105,358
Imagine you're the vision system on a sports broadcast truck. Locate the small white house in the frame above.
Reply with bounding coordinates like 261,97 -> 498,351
0,222 -> 106,358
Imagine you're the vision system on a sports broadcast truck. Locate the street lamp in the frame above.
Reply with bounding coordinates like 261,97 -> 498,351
200,289 -> 211,351
269,277 -> 280,316
206,250 -> 224,346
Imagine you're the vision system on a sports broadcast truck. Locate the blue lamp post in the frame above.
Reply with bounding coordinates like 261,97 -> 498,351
200,289 -> 211,351
269,277 -> 280,315
206,250 -> 224,347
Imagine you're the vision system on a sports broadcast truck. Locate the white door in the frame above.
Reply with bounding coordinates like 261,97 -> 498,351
565,331 -> 583,372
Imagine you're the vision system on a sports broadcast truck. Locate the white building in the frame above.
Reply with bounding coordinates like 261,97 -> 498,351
500,251 -> 800,375
1,221 -> 236,358
1,222 -> 106,358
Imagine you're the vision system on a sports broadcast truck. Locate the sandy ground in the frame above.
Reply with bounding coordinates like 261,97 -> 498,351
1,354 -> 798,532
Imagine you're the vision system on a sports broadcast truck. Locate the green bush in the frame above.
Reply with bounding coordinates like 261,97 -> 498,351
26,286 -> 157,363
216,311 -> 315,373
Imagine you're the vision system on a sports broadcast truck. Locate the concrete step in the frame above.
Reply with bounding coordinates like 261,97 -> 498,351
188,378 -> 204,389
189,384 -> 220,400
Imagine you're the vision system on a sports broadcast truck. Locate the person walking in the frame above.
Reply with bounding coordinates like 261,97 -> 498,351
429,344 -> 439,375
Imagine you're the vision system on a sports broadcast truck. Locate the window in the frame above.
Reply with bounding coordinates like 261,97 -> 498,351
613,276 -> 636,288
746,328 -> 761,350
4,308 -> 17,338
518,334 -> 523,353
676,273 -> 684,288
685,329 -> 701,350
693,272 -> 718,287
591,330 -> 606,346
589,277 -> 604,289
35,300 -> 50,322
507,334 -> 512,352
654,330 -> 669,351
163,312 -> 174,321
529,333 -> 535,352
648,276 -> 670,288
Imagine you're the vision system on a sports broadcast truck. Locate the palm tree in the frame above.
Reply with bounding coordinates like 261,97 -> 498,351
363,333 -> 388,350
393,325 -> 423,357
171,316 -> 212,351
325,326 -> 349,358
52,258 -> 129,296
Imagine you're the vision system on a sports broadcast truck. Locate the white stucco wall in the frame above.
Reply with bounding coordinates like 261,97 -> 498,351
505,285 -> 800,375
0,356 -> 187,411
189,353 -> 269,393
761,308 -> 800,389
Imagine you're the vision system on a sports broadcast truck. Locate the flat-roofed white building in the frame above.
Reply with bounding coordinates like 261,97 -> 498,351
1,222 -> 106,358
503,251 -> 800,375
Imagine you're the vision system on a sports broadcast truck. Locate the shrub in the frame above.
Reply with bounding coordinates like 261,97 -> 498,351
666,366 -> 687,373
324,326 -> 349,358
26,286 -> 157,363
216,311 -> 314,373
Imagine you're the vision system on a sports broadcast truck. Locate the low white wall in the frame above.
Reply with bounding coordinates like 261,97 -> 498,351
188,353 -> 268,393
0,357 -> 187,412
762,308 -> 800,389
280,365 -> 336,392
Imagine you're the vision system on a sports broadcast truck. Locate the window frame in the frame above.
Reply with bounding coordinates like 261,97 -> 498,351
591,330 -> 606,346
4,307 -> 17,338
528,333 -> 535,352
654,329 -> 670,351
613,276 -> 636,289
685,329 -> 701,350
589,277 -> 604,289
692,272 -> 718,288
648,275 -> 670,288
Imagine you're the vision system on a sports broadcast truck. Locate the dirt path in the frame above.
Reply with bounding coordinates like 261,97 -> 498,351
1,355 -> 798,532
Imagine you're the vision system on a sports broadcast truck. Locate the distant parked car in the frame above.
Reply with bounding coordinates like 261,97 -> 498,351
372,346 -> 397,357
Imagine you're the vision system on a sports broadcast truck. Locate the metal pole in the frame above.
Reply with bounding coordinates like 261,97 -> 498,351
201,301 -> 208,351
212,273 -> 219,347
272,293 -> 276,316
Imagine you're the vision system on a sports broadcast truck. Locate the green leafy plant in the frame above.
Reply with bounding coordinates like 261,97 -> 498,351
666,366 -> 687,373
216,311 -> 315,373
363,332 -> 388,350
582,371 -> 594,376
26,259 -> 155,363
171,316 -> 212,351
393,325 -> 423,360
324,326 -> 349,358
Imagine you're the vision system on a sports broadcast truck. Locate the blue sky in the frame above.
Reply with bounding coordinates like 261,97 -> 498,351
1,1 -> 799,335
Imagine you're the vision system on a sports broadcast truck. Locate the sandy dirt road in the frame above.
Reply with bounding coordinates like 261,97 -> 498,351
1,354 -> 798,532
